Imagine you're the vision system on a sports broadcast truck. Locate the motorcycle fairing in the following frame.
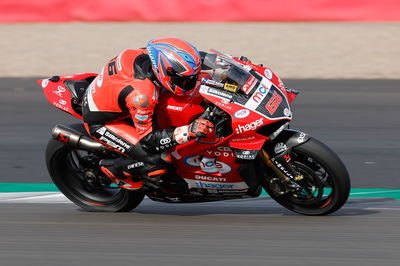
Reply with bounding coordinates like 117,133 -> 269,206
38,73 -> 97,119
174,146 -> 250,191
262,129 -> 311,157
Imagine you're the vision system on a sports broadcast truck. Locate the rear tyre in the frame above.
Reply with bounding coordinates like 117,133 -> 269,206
261,137 -> 350,216
45,124 -> 144,212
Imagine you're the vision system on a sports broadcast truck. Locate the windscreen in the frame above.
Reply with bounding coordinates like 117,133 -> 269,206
202,51 -> 256,92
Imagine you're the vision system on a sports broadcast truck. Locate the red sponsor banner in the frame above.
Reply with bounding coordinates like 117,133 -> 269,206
1,0 -> 400,22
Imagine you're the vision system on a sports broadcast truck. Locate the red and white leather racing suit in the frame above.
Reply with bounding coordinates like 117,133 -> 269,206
83,48 -> 180,154
82,48 -> 183,182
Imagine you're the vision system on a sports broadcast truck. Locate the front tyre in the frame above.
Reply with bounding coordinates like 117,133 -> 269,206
45,124 -> 145,212
261,137 -> 351,216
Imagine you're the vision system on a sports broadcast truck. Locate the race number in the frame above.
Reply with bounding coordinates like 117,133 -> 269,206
266,90 -> 282,115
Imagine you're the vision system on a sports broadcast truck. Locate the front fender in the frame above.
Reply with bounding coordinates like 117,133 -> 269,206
262,129 -> 310,157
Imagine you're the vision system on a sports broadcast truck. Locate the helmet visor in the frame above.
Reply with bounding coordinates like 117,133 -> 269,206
170,73 -> 198,91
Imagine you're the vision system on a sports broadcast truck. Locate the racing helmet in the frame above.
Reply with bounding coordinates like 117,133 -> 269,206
146,38 -> 201,96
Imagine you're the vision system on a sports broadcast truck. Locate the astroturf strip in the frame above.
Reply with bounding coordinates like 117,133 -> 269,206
1,183 -> 400,199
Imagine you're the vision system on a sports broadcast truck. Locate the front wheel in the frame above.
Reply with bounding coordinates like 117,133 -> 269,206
260,137 -> 351,215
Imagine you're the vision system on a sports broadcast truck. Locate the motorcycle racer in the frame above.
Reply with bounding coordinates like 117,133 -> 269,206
82,38 -> 214,190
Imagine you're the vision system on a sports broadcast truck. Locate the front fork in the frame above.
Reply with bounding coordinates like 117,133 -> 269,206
258,129 -> 311,195
259,149 -> 303,194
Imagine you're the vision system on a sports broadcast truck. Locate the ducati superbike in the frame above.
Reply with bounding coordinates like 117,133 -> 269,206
40,50 -> 350,215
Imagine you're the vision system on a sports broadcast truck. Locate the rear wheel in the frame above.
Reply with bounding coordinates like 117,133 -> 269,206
45,124 -> 144,212
261,137 -> 350,215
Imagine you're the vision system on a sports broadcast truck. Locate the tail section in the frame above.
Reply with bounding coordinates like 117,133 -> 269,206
38,73 -> 97,118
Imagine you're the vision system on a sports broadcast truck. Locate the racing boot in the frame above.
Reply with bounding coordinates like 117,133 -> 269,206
99,157 -> 144,190
99,152 -> 171,190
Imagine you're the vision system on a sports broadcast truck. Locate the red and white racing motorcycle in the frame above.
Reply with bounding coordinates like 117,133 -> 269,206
40,50 -> 350,215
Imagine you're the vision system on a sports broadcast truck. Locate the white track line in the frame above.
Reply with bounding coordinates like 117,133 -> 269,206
0,192 -> 70,203
350,191 -> 400,195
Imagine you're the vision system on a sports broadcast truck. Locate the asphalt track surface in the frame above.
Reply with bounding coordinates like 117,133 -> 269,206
1,78 -> 400,265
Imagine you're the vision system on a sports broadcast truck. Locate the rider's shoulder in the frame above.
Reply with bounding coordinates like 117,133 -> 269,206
114,49 -> 147,77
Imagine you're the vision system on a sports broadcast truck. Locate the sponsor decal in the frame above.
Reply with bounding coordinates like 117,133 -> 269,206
271,158 -> 294,179
297,132 -> 307,143
202,158 -> 232,174
284,108 -> 291,117
160,138 -> 171,145
104,131 -> 132,148
57,132 -> 70,143
200,157 -> 219,173
264,69 -> 273,80
283,154 -> 292,162
184,156 -> 232,174
127,162 -> 144,169
244,83 -> 271,110
223,83 -> 238,92
135,114 -> 149,121
166,105 -> 183,111
235,149 -> 258,160
99,136 -> 127,153
95,128 -> 131,153
242,76 -> 257,95
184,179 -> 249,190
208,88 -> 233,99
59,99 -> 67,106
201,78 -> 224,88
53,101 -> 69,112
52,86 -> 65,97
156,137 -> 174,151
137,109 -> 150,115
194,175 -> 226,182
270,122 -> 288,140
234,109 -> 250,119
41,79 -> 49,88
136,125 -> 148,131
205,147 -> 235,157
231,136 -> 256,142
252,85 -> 268,104
274,143 -> 288,154
215,101 -> 232,110
96,127 -> 107,135
221,99 -> 230,104
195,181 -> 235,189
235,118 -> 264,134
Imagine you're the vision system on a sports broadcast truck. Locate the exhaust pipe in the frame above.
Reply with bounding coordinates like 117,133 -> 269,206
51,124 -> 106,153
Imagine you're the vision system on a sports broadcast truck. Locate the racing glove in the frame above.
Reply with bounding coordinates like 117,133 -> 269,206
173,119 -> 214,144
